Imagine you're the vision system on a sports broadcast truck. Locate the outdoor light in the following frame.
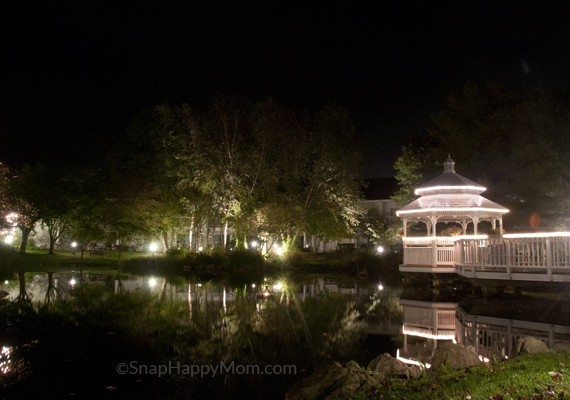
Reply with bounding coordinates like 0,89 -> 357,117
71,242 -> 77,248
198,246 -> 203,251
149,243 -> 158,252
3,281 -> 7,285
251,283 -> 256,288
376,246 -> 384,254
69,278 -> 76,286
3,236 -> 13,244
251,241 -> 258,248
273,283 -> 282,290
378,284 -> 384,291
149,278 -> 157,287
197,283 -> 202,287
276,247 -> 283,255
272,243 -> 278,248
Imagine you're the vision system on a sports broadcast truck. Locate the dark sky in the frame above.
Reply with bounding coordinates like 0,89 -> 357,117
2,1 -> 570,177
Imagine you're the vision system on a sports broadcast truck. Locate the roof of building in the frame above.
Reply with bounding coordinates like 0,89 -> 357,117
396,157 -> 509,218
415,157 -> 485,194
397,193 -> 508,213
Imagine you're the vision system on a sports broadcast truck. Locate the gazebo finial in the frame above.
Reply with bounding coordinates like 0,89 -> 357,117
443,155 -> 455,173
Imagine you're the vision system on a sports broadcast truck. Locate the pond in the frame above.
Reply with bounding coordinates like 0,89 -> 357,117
2,269 -> 570,399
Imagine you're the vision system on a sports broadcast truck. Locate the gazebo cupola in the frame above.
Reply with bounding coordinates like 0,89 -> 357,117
397,156 -> 509,237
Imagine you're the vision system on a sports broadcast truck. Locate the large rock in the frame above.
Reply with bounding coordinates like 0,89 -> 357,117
514,337 -> 550,356
285,361 -> 378,400
552,341 -> 570,351
367,353 -> 422,380
432,343 -> 482,369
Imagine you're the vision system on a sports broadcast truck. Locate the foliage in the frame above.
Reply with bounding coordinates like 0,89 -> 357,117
362,216 -> 402,250
394,82 -> 570,230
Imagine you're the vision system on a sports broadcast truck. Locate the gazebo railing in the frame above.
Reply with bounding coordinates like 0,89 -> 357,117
403,237 -> 455,266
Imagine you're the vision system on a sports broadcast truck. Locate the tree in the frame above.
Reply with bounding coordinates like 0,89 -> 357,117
111,102 -> 200,253
12,164 -> 77,255
67,168 -> 108,261
394,82 -> 570,231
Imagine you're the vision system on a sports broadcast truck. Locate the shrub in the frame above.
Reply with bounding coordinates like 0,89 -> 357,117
166,247 -> 187,259
227,249 -> 264,269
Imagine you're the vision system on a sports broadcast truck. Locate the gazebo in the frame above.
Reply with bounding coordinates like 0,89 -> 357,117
397,157 -> 509,272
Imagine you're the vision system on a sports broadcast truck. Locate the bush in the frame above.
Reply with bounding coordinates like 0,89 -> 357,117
227,249 -> 264,269
166,247 -> 187,259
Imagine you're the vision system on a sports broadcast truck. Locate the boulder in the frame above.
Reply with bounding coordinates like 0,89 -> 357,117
367,353 -> 422,380
552,341 -> 570,351
432,343 -> 482,369
285,361 -> 378,400
514,337 -> 550,356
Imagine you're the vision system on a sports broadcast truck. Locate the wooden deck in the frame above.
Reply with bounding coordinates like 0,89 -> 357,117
402,233 -> 570,282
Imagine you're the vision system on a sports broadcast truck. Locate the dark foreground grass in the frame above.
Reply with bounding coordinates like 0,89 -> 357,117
364,351 -> 570,400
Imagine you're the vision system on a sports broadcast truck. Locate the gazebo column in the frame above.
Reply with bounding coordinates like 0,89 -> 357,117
429,216 -> 439,237
499,216 -> 504,235
461,218 -> 469,235
429,216 -> 439,267
472,216 -> 480,235
403,217 -> 408,238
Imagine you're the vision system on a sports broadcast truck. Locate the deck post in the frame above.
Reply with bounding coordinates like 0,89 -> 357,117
471,240 -> 476,278
505,238 -> 511,279
546,238 -> 553,281
432,238 -> 437,267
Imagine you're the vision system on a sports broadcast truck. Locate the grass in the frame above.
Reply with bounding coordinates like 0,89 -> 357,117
366,351 -> 570,399
2,249 -> 154,272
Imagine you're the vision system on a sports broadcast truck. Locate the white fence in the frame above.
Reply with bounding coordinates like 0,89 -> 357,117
454,234 -> 570,282
403,237 -> 455,266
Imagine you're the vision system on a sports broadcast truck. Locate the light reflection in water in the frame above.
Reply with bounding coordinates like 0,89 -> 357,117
0,346 -> 11,374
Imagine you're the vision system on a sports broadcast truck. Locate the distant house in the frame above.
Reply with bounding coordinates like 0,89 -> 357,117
359,177 -> 399,222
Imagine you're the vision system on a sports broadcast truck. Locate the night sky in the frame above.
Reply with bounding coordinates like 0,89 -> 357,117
2,1 -> 570,177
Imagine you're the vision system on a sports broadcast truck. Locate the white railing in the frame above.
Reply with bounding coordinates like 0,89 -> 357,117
454,233 -> 570,281
403,237 -> 455,266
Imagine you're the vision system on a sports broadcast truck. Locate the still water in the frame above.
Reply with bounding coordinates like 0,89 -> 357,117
2,270 -> 570,399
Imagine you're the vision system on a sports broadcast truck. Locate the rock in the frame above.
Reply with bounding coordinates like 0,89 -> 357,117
432,343 -> 482,369
552,341 -> 570,351
285,361 -> 378,400
514,337 -> 550,356
367,353 -> 422,380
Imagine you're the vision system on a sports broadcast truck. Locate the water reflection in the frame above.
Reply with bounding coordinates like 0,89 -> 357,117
1,270 -> 401,399
398,283 -> 570,367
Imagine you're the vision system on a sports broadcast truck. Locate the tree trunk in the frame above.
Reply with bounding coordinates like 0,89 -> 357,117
19,226 -> 33,255
48,235 -> 56,255
161,231 -> 169,254
223,221 -> 228,248
17,271 -> 29,303
189,215 -> 194,251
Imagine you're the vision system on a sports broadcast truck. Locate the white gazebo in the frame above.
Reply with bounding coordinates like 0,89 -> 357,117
397,157 -> 509,272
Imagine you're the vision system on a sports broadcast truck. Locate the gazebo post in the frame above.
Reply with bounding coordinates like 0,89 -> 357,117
499,217 -> 504,235
473,216 -> 480,235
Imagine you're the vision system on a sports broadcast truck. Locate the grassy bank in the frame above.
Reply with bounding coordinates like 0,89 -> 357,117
357,350 -> 570,399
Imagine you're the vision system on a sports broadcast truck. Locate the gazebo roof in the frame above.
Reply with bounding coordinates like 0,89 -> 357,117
415,157 -> 486,195
396,157 -> 509,219
397,193 -> 508,215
